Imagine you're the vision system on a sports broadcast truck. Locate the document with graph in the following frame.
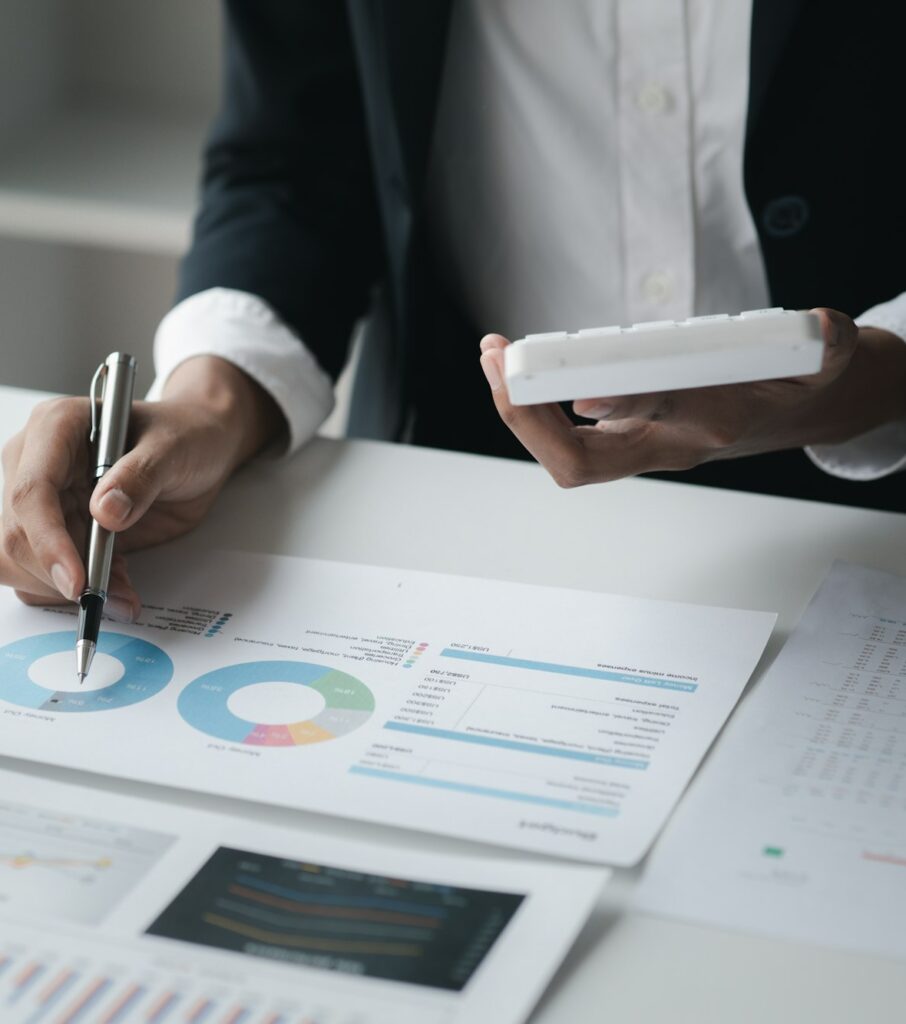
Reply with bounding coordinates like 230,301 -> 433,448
0,770 -> 605,1024
0,546 -> 774,865
637,562 -> 906,959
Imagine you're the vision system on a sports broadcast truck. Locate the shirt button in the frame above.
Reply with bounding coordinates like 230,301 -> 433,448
641,271 -> 673,304
636,83 -> 671,115
762,195 -> 810,238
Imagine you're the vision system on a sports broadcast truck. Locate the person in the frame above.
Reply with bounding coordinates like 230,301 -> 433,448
2,1 -> 905,620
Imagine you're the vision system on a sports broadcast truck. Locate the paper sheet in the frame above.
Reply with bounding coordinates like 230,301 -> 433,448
637,561 -> 906,960
0,769 -> 605,1024
0,547 -> 775,865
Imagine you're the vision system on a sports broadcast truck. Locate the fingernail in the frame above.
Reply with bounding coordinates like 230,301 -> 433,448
98,488 -> 133,524
581,403 -> 615,420
479,335 -> 503,353
481,353 -> 502,391
105,597 -> 135,623
813,308 -> 840,347
50,563 -> 75,600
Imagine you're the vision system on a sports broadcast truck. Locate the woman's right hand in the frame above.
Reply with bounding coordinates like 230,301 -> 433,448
0,356 -> 284,620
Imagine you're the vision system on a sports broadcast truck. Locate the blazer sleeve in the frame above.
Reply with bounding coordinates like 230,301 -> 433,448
176,0 -> 383,381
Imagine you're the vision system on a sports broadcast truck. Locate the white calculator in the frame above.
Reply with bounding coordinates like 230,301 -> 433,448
503,308 -> 824,406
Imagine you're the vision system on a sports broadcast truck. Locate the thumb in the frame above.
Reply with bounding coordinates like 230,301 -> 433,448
89,439 -> 171,532
812,307 -> 858,374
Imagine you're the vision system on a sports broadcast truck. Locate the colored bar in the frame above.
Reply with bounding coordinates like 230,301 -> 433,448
440,648 -> 698,691
57,977 -> 112,1024
222,1007 -> 250,1024
863,851 -> 906,867
35,970 -> 76,1007
9,962 -> 45,1004
349,766 -> 618,815
25,970 -> 78,1024
146,991 -> 179,1022
100,983 -> 145,1023
384,721 -> 648,768
186,997 -> 215,1023
233,873 -> 446,916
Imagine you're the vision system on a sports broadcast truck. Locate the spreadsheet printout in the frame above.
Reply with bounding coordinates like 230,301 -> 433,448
637,562 -> 906,959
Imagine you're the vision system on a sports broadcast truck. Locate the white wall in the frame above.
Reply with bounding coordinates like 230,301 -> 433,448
0,0 -> 219,396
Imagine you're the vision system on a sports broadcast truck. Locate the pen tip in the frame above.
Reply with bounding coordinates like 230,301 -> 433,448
77,672 -> 86,686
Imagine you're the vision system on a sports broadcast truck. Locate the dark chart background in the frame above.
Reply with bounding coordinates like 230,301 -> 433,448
146,846 -> 525,991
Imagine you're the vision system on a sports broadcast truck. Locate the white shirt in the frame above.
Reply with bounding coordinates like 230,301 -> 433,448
149,0 -> 906,481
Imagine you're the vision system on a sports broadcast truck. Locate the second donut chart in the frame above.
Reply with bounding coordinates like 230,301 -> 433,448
177,660 -> 375,747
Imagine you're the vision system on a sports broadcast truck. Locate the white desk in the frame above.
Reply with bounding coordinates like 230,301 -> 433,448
2,384 -> 905,1023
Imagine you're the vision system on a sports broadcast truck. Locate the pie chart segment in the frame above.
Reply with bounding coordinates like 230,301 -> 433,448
0,631 -> 173,712
178,660 -> 375,747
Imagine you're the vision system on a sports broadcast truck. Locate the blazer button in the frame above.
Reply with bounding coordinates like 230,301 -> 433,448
762,195 -> 809,238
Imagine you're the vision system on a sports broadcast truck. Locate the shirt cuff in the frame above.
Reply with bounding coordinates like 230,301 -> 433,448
805,294 -> 906,481
146,287 -> 335,456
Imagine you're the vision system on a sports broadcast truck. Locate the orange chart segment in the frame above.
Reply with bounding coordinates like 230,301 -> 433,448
177,661 -> 374,747
287,720 -> 335,745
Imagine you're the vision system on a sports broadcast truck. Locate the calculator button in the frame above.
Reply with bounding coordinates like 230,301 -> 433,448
522,332 -> 569,343
629,320 -> 676,331
577,326 -> 622,338
683,314 -> 730,324
739,307 -> 785,318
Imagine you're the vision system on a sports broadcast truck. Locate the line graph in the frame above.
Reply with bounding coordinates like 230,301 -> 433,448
0,799 -> 173,925
1,852 -> 113,876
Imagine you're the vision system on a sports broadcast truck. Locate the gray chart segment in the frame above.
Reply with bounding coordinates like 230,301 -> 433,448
310,708 -> 372,737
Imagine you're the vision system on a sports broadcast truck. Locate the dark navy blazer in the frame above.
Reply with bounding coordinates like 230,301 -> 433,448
178,1 -> 906,510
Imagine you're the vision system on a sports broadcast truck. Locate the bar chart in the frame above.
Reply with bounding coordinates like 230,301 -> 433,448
0,926 -> 405,1024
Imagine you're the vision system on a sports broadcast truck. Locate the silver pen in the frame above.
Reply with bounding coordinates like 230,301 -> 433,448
76,352 -> 137,683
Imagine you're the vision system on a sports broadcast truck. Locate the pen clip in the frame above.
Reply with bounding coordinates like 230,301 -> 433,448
88,361 -> 107,448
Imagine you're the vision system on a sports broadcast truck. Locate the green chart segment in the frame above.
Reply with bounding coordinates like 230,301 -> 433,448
178,660 -> 375,747
0,631 -> 173,712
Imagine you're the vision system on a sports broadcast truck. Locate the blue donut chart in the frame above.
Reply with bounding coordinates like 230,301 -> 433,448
0,631 -> 173,712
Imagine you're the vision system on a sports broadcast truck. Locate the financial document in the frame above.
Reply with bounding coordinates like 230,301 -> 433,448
637,562 -> 906,959
0,770 -> 605,1024
0,547 -> 774,865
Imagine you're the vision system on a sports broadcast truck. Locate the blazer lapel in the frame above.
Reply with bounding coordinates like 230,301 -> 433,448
746,0 -> 806,140
347,0 -> 453,202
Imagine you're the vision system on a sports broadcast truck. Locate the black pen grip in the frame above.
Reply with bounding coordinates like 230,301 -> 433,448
77,592 -> 104,645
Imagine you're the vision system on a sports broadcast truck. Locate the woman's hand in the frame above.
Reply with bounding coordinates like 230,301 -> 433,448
479,308 -> 906,487
0,356 -> 283,617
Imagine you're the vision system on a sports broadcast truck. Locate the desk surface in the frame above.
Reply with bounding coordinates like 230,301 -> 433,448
1,384 -> 905,1023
